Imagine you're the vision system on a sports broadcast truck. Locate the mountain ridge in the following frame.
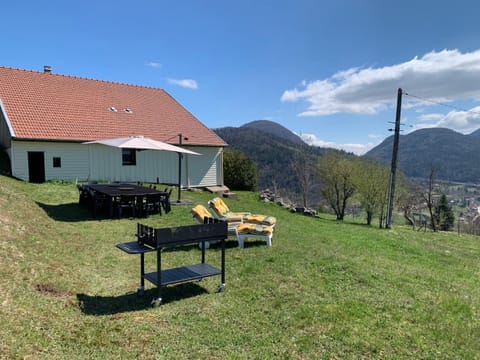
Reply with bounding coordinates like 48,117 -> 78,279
214,119 -> 480,186
365,127 -> 480,182
240,120 -> 305,145
214,120 -> 334,193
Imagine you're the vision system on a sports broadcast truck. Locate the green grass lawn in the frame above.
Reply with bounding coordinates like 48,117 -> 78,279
0,176 -> 479,359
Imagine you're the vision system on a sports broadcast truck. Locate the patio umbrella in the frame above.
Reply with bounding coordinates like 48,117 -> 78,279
83,136 -> 200,202
83,136 -> 199,155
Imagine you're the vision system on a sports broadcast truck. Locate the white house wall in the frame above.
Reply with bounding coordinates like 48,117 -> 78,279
87,144 -> 180,183
11,141 -> 90,181
86,144 -> 222,186
11,140 -> 223,186
188,147 -> 223,187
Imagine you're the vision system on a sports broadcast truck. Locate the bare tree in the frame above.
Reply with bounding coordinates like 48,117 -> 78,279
263,163 -> 280,195
292,149 -> 315,208
398,182 -> 423,230
315,153 -> 356,221
422,168 -> 437,231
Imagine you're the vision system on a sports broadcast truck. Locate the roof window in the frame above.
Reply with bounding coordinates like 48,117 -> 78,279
124,107 -> 133,114
109,106 -> 118,112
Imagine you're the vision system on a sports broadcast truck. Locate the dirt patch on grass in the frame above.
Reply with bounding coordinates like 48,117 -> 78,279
34,283 -> 73,299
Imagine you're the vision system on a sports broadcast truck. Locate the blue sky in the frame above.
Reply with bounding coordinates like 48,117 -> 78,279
3,0 -> 480,154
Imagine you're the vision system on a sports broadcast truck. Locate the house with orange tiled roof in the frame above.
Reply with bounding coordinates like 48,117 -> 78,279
0,66 -> 227,186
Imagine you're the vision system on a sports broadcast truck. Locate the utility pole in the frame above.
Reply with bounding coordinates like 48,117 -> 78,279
386,88 -> 403,229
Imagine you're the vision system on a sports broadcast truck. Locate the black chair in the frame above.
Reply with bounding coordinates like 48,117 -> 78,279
77,185 -> 89,207
88,189 -> 108,217
162,189 -> 172,214
143,194 -> 162,216
116,195 -> 137,218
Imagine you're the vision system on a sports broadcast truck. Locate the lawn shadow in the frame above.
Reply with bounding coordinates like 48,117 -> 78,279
241,240 -> 272,248
209,239 -> 269,249
77,283 -> 209,315
36,202 -> 110,222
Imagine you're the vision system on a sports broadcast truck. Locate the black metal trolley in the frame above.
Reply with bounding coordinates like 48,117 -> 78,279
116,222 -> 228,307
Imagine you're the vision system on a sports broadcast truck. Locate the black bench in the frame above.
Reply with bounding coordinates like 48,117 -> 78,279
116,221 -> 228,307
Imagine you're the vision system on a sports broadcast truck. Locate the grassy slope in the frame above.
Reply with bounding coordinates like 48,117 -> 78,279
0,176 -> 478,359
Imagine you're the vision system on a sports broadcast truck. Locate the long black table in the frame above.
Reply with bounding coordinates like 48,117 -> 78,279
79,183 -> 170,218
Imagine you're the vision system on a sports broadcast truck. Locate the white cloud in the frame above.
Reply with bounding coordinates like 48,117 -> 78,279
146,62 -> 162,68
409,123 -> 438,132
414,107 -> 480,133
281,49 -> 480,116
299,133 -> 377,155
437,107 -> 480,132
419,113 -> 445,121
167,78 -> 199,89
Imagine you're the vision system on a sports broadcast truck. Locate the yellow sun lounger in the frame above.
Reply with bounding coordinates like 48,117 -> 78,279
191,204 -> 242,228
192,204 -> 274,248
234,223 -> 274,248
208,197 -> 277,226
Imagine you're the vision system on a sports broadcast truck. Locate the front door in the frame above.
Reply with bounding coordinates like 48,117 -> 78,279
28,152 -> 45,183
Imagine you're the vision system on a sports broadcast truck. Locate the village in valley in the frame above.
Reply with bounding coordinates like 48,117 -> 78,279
395,179 -> 480,235
440,181 -> 480,234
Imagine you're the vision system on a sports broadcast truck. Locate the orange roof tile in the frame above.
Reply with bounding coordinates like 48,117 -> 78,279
0,66 -> 226,147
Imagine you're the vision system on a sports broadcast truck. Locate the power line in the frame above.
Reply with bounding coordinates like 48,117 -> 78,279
403,90 -> 480,116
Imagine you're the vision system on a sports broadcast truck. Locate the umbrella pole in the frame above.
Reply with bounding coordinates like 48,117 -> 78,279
173,133 -> 194,206
177,134 -> 182,203
177,152 -> 182,203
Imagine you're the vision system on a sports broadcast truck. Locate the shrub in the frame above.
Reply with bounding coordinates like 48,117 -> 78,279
223,149 -> 257,191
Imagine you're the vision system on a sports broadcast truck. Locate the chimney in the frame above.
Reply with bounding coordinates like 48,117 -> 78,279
43,65 -> 52,73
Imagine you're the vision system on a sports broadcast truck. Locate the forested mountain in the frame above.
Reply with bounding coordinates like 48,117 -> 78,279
215,119 -> 480,193
365,127 -> 480,182
213,120 -> 343,194
240,120 -> 305,145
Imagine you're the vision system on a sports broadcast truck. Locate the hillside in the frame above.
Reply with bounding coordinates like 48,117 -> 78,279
0,176 -> 479,358
214,121 -> 331,195
366,127 -> 480,182
214,125 -> 304,193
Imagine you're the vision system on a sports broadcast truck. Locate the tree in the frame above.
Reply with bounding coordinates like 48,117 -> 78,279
223,149 -> 257,191
354,159 -> 390,226
397,181 -> 422,230
292,148 -> 316,208
435,194 -> 455,231
315,152 -> 356,221
422,168 -> 437,231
